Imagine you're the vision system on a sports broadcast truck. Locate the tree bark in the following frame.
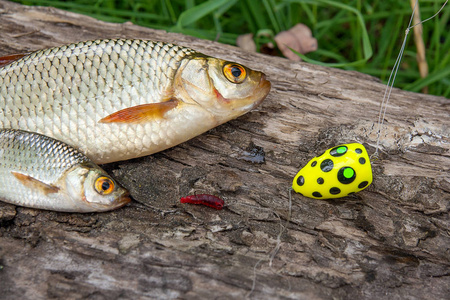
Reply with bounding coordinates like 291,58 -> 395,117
0,1 -> 448,299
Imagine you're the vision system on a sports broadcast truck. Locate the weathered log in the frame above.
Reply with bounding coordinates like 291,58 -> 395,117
0,1 -> 448,299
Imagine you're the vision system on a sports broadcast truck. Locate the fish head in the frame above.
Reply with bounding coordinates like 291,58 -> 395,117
65,164 -> 131,212
176,55 -> 271,123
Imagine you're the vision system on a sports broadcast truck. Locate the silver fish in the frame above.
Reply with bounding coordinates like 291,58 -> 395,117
0,39 -> 271,163
0,129 -> 130,212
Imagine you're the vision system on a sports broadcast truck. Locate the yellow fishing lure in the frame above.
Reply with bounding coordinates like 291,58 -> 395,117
292,143 -> 372,199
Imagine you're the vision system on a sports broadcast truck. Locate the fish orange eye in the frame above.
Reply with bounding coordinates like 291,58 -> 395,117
94,177 -> 115,195
223,63 -> 247,84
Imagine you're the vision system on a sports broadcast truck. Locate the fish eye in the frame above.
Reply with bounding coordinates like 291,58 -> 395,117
94,176 -> 115,195
223,63 -> 247,84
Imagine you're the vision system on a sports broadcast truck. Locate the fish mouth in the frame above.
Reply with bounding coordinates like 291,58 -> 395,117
238,73 -> 271,112
90,191 -> 131,211
252,73 -> 271,108
115,192 -> 131,208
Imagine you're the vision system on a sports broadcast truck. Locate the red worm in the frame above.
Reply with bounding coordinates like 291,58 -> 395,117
180,194 -> 224,210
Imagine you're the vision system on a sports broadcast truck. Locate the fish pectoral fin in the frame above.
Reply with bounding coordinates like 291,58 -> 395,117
98,99 -> 179,124
11,171 -> 60,195
0,53 -> 28,68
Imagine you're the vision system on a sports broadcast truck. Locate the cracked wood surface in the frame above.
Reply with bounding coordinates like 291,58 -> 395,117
0,1 -> 449,299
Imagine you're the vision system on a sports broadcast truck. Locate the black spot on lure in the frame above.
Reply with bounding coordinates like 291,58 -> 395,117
292,143 -> 372,199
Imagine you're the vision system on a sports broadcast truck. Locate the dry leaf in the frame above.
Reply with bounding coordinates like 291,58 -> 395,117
236,33 -> 257,52
274,23 -> 318,61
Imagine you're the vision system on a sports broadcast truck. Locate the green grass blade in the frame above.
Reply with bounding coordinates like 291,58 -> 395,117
262,0 -> 280,33
443,82 -> 450,98
10,0 -> 450,97
175,0 -> 229,29
214,0 -> 238,17
163,0 -> 177,23
284,0 -> 373,67
244,0 -> 269,30
403,66 -> 450,92
239,1 -> 258,33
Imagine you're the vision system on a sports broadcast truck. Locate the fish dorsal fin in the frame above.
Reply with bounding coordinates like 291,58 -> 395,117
11,171 -> 60,195
0,53 -> 28,68
98,99 -> 179,124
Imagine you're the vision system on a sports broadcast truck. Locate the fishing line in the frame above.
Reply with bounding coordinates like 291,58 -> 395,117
233,1 -> 447,297
228,193 -> 292,298
372,0 -> 448,160
268,188 -> 292,267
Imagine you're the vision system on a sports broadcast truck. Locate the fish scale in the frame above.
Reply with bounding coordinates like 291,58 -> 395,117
0,39 -> 197,162
0,128 -> 88,186
0,38 -> 270,163
0,129 -> 130,212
